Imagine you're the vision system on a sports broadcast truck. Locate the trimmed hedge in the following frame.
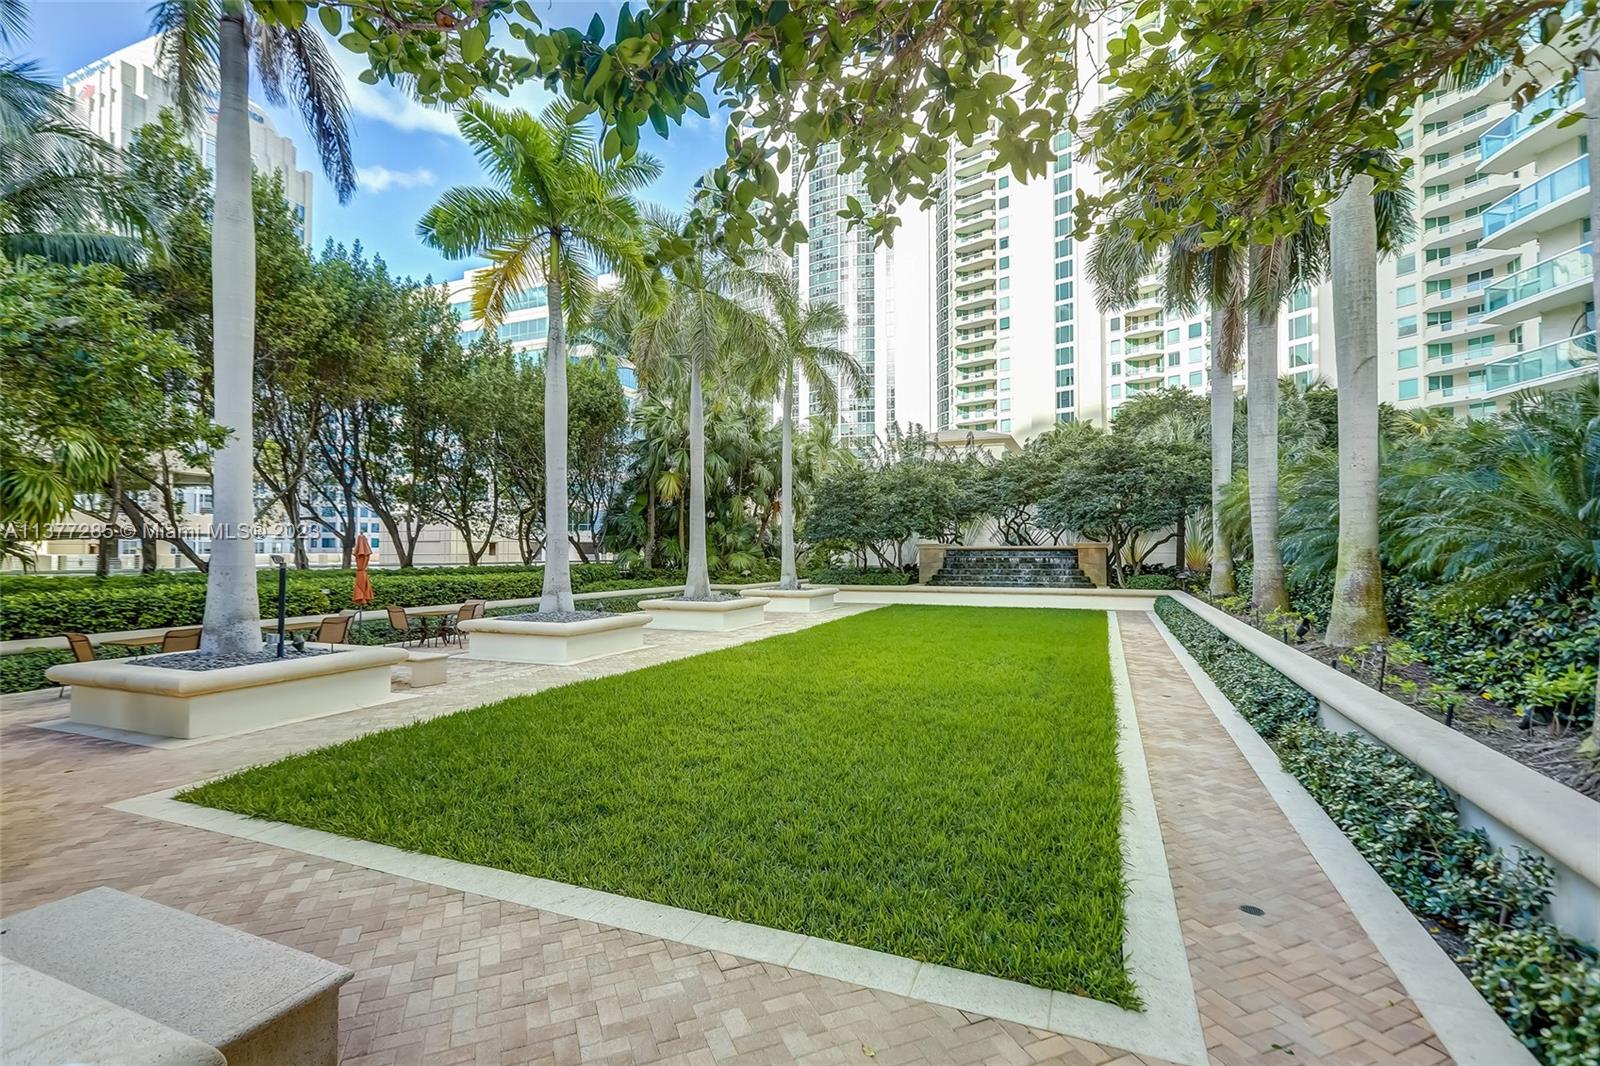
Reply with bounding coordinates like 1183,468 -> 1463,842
1124,573 -> 1178,590
1155,597 -> 1599,1065
0,564 -> 685,641
810,567 -> 913,586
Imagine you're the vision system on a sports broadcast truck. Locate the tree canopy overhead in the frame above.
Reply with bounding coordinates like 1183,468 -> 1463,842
265,0 -> 1109,254
1078,0 -> 1600,250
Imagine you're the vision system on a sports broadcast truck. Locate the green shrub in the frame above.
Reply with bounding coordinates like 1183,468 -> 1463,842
1125,573 -> 1177,590
0,643 -> 140,693
1156,596 -> 1594,1065
1466,924 -> 1600,1064
809,567 -> 913,586
0,564 -> 688,641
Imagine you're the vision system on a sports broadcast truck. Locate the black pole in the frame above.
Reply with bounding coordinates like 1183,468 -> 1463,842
276,563 -> 287,658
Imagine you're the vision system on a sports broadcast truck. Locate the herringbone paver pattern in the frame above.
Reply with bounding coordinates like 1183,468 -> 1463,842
0,606 -> 1450,1063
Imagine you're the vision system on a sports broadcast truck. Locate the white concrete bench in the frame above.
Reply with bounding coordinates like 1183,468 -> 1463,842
405,649 -> 451,686
1,958 -> 225,1065
0,887 -> 352,1066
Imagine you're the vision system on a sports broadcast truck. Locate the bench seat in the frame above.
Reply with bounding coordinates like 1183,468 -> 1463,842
0,888 -> 352,1066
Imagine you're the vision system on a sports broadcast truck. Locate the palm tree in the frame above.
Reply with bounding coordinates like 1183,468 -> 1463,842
419,101 -> 658,612
151,0 -> 355,653
624,215 -> 768,599
1324,171 -> 1415,645
1,41 -> 154,265
1087,189 -> 1248,599
745,263 -> 863,590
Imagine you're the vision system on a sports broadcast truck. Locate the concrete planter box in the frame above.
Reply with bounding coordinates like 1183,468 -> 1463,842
640,597 -> 771,631
742,586 -> 837,613
456,612 -> 649,664
45,646 -> 406,740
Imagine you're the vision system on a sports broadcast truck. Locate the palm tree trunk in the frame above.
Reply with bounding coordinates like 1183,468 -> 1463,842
1326,175 -> 1390,646
1208,351 -> 1237,597
779,360 -> 798,590
539,253 -> 575,612
684,358 -> 712,599
1246,276 -> 1289,615
643,484 -> 657,569
200,7 -> 263,655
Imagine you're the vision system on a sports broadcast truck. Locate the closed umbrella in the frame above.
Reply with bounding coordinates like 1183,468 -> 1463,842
352,534 -> 374,607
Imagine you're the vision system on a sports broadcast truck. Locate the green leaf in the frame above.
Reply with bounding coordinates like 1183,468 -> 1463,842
459,24 -> 487,65
317,5 -> 342,34
587,12 -> 605,42
338,31 -> 368,53
685,91 -> 710,119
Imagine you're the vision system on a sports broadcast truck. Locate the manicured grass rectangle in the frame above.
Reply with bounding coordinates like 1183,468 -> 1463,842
182,605 -> 1134,1005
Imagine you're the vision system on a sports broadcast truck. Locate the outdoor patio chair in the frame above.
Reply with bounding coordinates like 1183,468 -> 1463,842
440,603 -> 475,647
160,627 -> 202,653
313,614 -> 352,645
57,633 -> 96,698
386,605 -> 422,647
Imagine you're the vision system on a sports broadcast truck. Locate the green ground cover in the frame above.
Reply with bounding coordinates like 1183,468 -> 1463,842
182,606 -> 1134,1005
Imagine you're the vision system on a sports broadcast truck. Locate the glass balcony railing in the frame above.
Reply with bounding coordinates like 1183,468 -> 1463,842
1481,156 -> 1589,239
1480,82 -> 1584,164
1483,243 -> 1593,314
1479,331 -> 1597,395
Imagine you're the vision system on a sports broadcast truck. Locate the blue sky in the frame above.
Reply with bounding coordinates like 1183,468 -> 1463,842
21,0 -> 731,282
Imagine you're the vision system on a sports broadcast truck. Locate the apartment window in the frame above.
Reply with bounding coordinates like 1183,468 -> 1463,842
998,195 -> 1010,208
999,377 -> 1011,390
1398,377 -> 1419,400
1398,315 -> 1418,338
1167,351 -> 1180,367
1055,239 -> 1071,258
1055,260 -> 1072,279
1055,325 -> 1073,342
1000,419 -> 1011,430
1289,315 -> 1313,340
1000,237 -> 1010,249
1168,374 -> 1182,386
1188,322 -> 1202,338
999,358 -> 1012,370
1055,303 -> 1072,322
1427,374 -> 1454,392
1000,398 -> 1011,411
1057,346 -> 1074,365
1110,361 -> 1121,376
1397,346 -> 1418,369
1396,284 -> 1417,307
998,276 -> 1011,291
1426,310 -> 1453,329
998,176 -> 1009,188
1424,214 -> 1451,232
1056,390 -> 1074,408
1188,347 -> 1204,363
999,216 -> 1010,231
1425,246 -> 1451,263
1111,384 -> 1123,399
1000,316 -> 1011,329
1289,289 -> 1312,311
1056,281 -> 1073,300
1109,316 -> 1121,331
1396,253 -> 1416,275
1424,182 -> 1450,200
1056,368 -> 1074,387
1467,334 -> 1497,354
1289,341 -> 1313,367
1164,327 -> 1177,344
999,297 -> 1011,310
1424,150 -> 1451,168
1189,371 -> 1202,387
1110,339 -> 1122,356
1399,129 -> 1414,148
1426,341 -> 1454,362
1425,279 -> 1452,297
999,256 -> 1010,269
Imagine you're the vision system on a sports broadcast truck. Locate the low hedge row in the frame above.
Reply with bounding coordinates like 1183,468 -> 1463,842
0,564 -> 687,641
809,567 -> 914,586
1154,596 -> 1599,1065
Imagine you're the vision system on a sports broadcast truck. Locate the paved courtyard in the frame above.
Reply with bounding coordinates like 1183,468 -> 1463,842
1,606 -> 1453,1064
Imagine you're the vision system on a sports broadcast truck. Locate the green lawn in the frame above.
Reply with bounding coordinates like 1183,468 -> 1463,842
182,605 -> 1134,1006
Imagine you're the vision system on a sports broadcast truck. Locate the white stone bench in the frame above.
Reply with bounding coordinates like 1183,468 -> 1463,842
0,888 -> 352,1066
1,958 -> 225,1065
405,649 -> 451,686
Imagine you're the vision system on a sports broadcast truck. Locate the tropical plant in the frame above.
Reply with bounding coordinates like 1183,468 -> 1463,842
619,213 -> 767,599
0,37 -> 154,265
418,100 -> 658,611
743,262 -> 863,590
151,0 -> 355,653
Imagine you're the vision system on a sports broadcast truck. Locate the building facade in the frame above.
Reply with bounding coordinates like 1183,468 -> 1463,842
1377,35 -> 1597,416
64,36 -> 315,244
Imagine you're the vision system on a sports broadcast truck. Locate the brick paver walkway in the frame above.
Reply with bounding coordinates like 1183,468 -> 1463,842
0,607 -> 1450,1064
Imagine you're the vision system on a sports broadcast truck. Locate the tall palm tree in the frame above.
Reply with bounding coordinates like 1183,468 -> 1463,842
624,215 -> 768,599
745,264 -> 863,590
152,0 -> 355,653
1087,190 -> 1248,598
1321,165 -> 1416,644
419,101 -> 658,612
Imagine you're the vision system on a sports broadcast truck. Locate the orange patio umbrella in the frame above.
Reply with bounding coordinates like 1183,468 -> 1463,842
352,533 -> 374,607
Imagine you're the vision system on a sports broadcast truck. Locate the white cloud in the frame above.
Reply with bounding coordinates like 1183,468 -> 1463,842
356,164 -> 437,192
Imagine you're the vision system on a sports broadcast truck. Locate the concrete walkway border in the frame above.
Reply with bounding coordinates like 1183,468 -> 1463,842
1150,608 -> 1537,1066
